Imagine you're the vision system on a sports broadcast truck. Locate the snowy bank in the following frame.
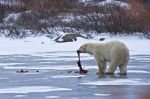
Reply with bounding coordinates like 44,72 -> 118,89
0,35 -> 149,55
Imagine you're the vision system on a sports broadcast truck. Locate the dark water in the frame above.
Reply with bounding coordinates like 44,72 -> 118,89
0,52 -> 150,99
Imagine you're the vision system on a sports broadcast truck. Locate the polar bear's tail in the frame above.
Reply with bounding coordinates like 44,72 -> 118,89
125,47 -> 130,64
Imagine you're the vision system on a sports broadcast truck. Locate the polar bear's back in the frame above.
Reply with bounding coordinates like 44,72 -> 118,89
94,41 -> 129,63
105,41 -> 127,48
105,41 -> 129,63
94,41 -> 128,52
104,41 -> 129,54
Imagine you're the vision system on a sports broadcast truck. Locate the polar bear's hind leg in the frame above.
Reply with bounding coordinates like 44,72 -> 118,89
106,54 -> 121,75
106,61 -> 118,75
119,61 -> 128,75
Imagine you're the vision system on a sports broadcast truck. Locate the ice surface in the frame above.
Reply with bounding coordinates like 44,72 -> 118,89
0,86 -> 72,94
79,78 -> 150,86
51,75 -> 86,78
0,36 -> 149,99
3,65 -> 97,70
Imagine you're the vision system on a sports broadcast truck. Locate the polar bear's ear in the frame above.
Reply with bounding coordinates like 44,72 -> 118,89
84,44 -> 88,48
83,44 -> 88,50
78,44 -> 87,53
82,44 -> 86,49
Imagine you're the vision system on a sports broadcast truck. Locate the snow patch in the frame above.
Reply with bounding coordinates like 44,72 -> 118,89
14,95 -> 26,98
80,0 -> 93,3
98,0 -> 130,9
93,93 -> 111,96
0,86 -> 72,94
0,34 -> 150,55
45,96 -> 60,99
0,63 -> 25,66
3,13 -> 20,23
128,70 -> 150,74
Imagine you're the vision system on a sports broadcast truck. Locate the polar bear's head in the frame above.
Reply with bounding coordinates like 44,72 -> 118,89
77,43 -> 88,53
77,43 -> 94,55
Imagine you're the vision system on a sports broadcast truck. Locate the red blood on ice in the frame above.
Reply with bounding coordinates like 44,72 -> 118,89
77,60 -> 88,74
77,51 -> 88,74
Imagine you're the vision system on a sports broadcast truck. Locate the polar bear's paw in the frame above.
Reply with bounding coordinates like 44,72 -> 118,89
96,71 -> 105,75
117,72 -> 127,75
105,72 -> 114,75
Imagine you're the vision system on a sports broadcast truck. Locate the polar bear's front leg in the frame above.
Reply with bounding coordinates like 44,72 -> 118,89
94,55 -> 106,75
97,61 -> 106,75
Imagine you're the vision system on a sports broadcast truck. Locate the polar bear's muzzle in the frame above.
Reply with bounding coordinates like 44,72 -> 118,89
77,50 -> 81,53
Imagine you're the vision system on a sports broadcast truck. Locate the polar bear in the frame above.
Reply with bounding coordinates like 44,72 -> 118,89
77,41 -> 129,75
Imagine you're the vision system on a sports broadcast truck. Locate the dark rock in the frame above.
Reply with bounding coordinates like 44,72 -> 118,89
36,70 -> 39,72
41,42 -> 44,44
99,38 -> 105,41
54,33 -> 86,43
16,69 -> 28,73
74,71 -> 79,73
67,70 -> 72,73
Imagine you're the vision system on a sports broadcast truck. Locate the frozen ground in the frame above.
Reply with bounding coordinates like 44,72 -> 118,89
0,34 -> 150,99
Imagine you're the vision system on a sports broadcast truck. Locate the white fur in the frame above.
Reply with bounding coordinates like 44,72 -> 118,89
77,41 -> 129,75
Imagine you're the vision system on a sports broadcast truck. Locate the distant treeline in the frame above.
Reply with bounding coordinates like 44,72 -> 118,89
0,0 -> 150,38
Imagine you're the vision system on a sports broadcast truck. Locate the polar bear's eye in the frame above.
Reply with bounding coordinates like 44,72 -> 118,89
82,45 -> 87,51
84,44 -> 87,48
82,45 -> 86,49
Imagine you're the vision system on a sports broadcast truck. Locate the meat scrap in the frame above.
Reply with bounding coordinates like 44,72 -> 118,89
77,60 -> 88,74
16,69 -> 28,73
77,51 -> 88,74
